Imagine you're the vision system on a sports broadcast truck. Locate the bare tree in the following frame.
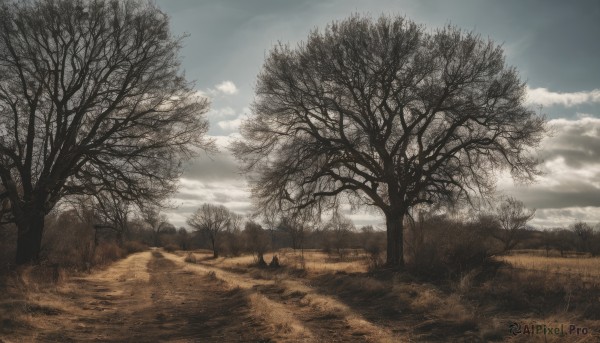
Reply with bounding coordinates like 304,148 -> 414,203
140,205 -> 173,247
187,204 -> 232,258
93,192 -> 133,244
571,221 -> 593,253
324,211 -> 355,258
492,197 -> 535,252
257,208 -> 280,250
225,212 -> 244,256
359,225 -> 385,259
233,15 -> 546,266
67,195 -> 112,249
0,0 -> 213,264
176,227 -> 191,251
62,192 -> 132,247
278,216 -> 308,252
228,212 -> 244,232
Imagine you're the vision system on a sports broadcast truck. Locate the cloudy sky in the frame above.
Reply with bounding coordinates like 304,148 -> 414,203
154,0 -> 600,229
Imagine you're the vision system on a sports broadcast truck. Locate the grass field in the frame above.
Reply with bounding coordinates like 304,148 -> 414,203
501,254 -> 600,281
1,249 -> 600,342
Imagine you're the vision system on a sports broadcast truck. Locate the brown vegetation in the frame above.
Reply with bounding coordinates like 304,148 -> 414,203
3,249 -> 599,342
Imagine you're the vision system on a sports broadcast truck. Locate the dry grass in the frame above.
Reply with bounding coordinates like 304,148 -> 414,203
196,250 -> 485,340
0,252 -> 154,341
189,249 -> 369,274
5,248 -> 600,342
248,293 -> 314,341
280,250 -> 369,274
501,254 -> 600,281
164,251 -> 401,342
166,253 -> 313,341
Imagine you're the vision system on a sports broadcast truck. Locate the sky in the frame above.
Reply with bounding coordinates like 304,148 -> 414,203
153,0 -> 600,229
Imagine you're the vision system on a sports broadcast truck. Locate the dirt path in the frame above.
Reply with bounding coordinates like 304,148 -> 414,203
162,253 -> 401,342
1,250 -> 406,342
1,251 -> 272,342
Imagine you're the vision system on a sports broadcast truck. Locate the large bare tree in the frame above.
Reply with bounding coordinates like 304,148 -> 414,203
0,0 -> 213,264
233,15 -> 546,266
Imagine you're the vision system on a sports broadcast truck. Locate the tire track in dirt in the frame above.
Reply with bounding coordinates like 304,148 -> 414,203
5,250 -> 273,342
163,252 -> 401,342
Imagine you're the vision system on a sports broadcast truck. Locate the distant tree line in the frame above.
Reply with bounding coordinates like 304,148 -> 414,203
3,191 -> 598,278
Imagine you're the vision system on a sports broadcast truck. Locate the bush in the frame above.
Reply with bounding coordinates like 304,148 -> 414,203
360,226 -> 385,257
366,250 -> 385,272
184,252 -> 197,264
93,242 -> 124,266
123,240 -> 148,254
222,231 -> 244,257
163,243 -> 179,253
407,215 -> 496,279
0,225 -> 17,274
41,210 -> 96,269
29,263 -> 67,285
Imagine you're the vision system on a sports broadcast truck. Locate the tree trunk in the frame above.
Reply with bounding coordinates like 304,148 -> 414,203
153,232 -> 161,247
257,252 -> 267,267
211,238 -> 219,258
15,210 -> 45,265
385,212 -> 404,267
291,233 -> 297,250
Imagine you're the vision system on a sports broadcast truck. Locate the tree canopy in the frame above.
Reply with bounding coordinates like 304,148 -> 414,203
0,0 -> 213,264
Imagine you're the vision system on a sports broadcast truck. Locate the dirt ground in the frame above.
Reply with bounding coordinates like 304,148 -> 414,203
3,250 -> 600,342
0,250 -> 401,342
1,251 -> 271,342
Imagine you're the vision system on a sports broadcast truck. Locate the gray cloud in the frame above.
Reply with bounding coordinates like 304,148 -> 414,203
169,117 -> 600,228
173,193 -> 208,201
181,152 -> 240,182
213,192 -> 233,203
527,87 -> 600,108
513,182 -> 600,209
500,118 -> 600,226
540,119 -> 600,168
531,207 -> 600,228
154,0 -> 600,228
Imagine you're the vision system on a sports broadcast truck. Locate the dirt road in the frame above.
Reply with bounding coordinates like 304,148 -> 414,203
1,251 -> 399,342
2,251 -> 271,342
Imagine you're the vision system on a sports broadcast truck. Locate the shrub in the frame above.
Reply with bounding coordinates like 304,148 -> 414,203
360,226 -> 386,265
93,242 -> 124,266
0,225 -> 17,274
184,252 -> 197,264
41,210 -> 95,269
123,240 -> 148,254
366,250 -> 385,272
163,243 -> 179,253
407,215 -> 496,279
269,255 -> 280,268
